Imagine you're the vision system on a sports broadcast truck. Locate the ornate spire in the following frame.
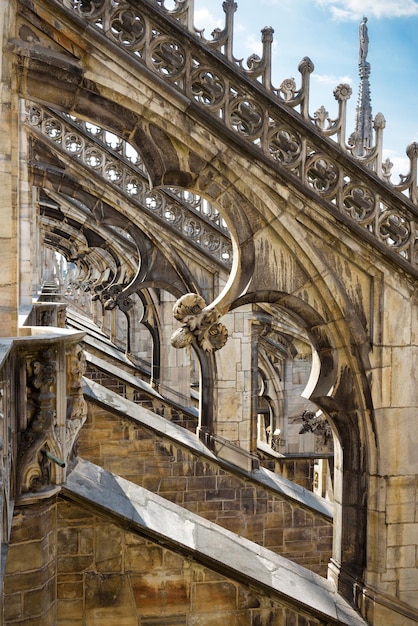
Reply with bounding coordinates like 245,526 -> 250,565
353,17 -> 373,156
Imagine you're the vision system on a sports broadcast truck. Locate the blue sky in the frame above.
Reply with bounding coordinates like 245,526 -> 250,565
193,0 -> 418,180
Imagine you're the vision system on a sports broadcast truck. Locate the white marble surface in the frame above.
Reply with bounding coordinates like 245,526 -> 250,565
65,458 -> 366,625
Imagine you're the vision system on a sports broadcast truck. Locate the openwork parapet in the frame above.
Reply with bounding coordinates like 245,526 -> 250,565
62,0 -> 418,270
26,105 -> 232,268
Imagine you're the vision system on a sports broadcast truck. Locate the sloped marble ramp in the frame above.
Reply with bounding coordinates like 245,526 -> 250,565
64,459 -> 366,626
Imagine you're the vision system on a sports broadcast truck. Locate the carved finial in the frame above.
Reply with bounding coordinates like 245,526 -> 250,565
406,142 -> 418,159
373,112 -> 386,130
298,57 -> 314,75
171,293 -> 228,352
223,0 -> 237,14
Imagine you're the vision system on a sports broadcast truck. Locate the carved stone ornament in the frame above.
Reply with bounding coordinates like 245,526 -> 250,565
299,410 -> 332,450
18,349 -> 61,494
59,4 -> 418,268
66,344 -> 88,458
171,293 -> 228,353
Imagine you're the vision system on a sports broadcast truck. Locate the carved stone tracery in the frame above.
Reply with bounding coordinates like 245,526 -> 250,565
27,105 -> 233,269
61,0 -> 418,269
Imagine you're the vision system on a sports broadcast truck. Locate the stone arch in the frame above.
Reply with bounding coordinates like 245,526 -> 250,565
15,35 -> 377,597
230,288 -> 373,593
25,95 -> 225,430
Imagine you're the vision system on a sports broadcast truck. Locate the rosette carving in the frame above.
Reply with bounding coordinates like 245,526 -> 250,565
171,293 -> 228,352
333,83 -> 352,102
279,78 -> 297,101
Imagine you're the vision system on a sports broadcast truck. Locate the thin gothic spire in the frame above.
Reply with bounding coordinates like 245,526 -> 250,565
353,17 -> 373,156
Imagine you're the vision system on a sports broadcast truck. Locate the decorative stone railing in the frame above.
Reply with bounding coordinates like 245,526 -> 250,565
25,302 -> 67,328
59,0 -> 418,272
26,104 -> 233,269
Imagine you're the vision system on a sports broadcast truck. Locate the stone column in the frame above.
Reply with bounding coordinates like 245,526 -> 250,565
3,499 -> 58,625
19,101 -> 37,316
213,305 -> 259,467
158,290 -> 193,404
359,281 -> 418,623
0,0 -> 18,336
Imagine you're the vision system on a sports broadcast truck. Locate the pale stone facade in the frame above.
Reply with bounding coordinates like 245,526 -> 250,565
0,0 -> 418,624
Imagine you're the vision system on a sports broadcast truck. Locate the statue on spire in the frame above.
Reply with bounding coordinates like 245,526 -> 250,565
351,16 -> 373,157
359,16 -> 369,64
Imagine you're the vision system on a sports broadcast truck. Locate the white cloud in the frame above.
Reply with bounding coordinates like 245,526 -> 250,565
194,8 -> 223,36
312,73 -> 353,85
382,149 -> 411,182
315,0 -> 418,20
243,33 -> 263,57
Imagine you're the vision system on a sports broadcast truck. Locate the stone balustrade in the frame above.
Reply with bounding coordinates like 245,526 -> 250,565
59,0 -> 418,273
26,104 -> 233,269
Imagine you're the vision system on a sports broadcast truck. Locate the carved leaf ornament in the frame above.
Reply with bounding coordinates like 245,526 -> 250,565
171,293 -> 228,352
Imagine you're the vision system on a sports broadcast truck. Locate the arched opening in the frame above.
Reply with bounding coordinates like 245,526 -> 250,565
19,61 -> 374,600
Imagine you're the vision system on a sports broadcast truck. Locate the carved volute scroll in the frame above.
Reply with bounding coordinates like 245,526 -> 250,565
171,293 -> 228,352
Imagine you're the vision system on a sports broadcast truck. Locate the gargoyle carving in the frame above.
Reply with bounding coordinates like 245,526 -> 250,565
299,410 -> 332,448
171,293 -> 228,353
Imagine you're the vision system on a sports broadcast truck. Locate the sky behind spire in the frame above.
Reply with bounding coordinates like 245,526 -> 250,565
194,0 -> 418,180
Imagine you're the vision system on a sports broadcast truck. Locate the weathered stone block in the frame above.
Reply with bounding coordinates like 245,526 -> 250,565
386,545 -> 416,569
57,528 -> 79,555
22,581 -> 56,618
192,581 -> 238,612
57,580 -> 83,600
125,545 -> 163,572
3,592 -> 22,622
57,555 -> 94,573
5,542 -> 46,574
283,527 -> 313,543
264,528 -> 284,548
85,572 -> 137,623
387,523 -> 418,547
95,525 -> 123,572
